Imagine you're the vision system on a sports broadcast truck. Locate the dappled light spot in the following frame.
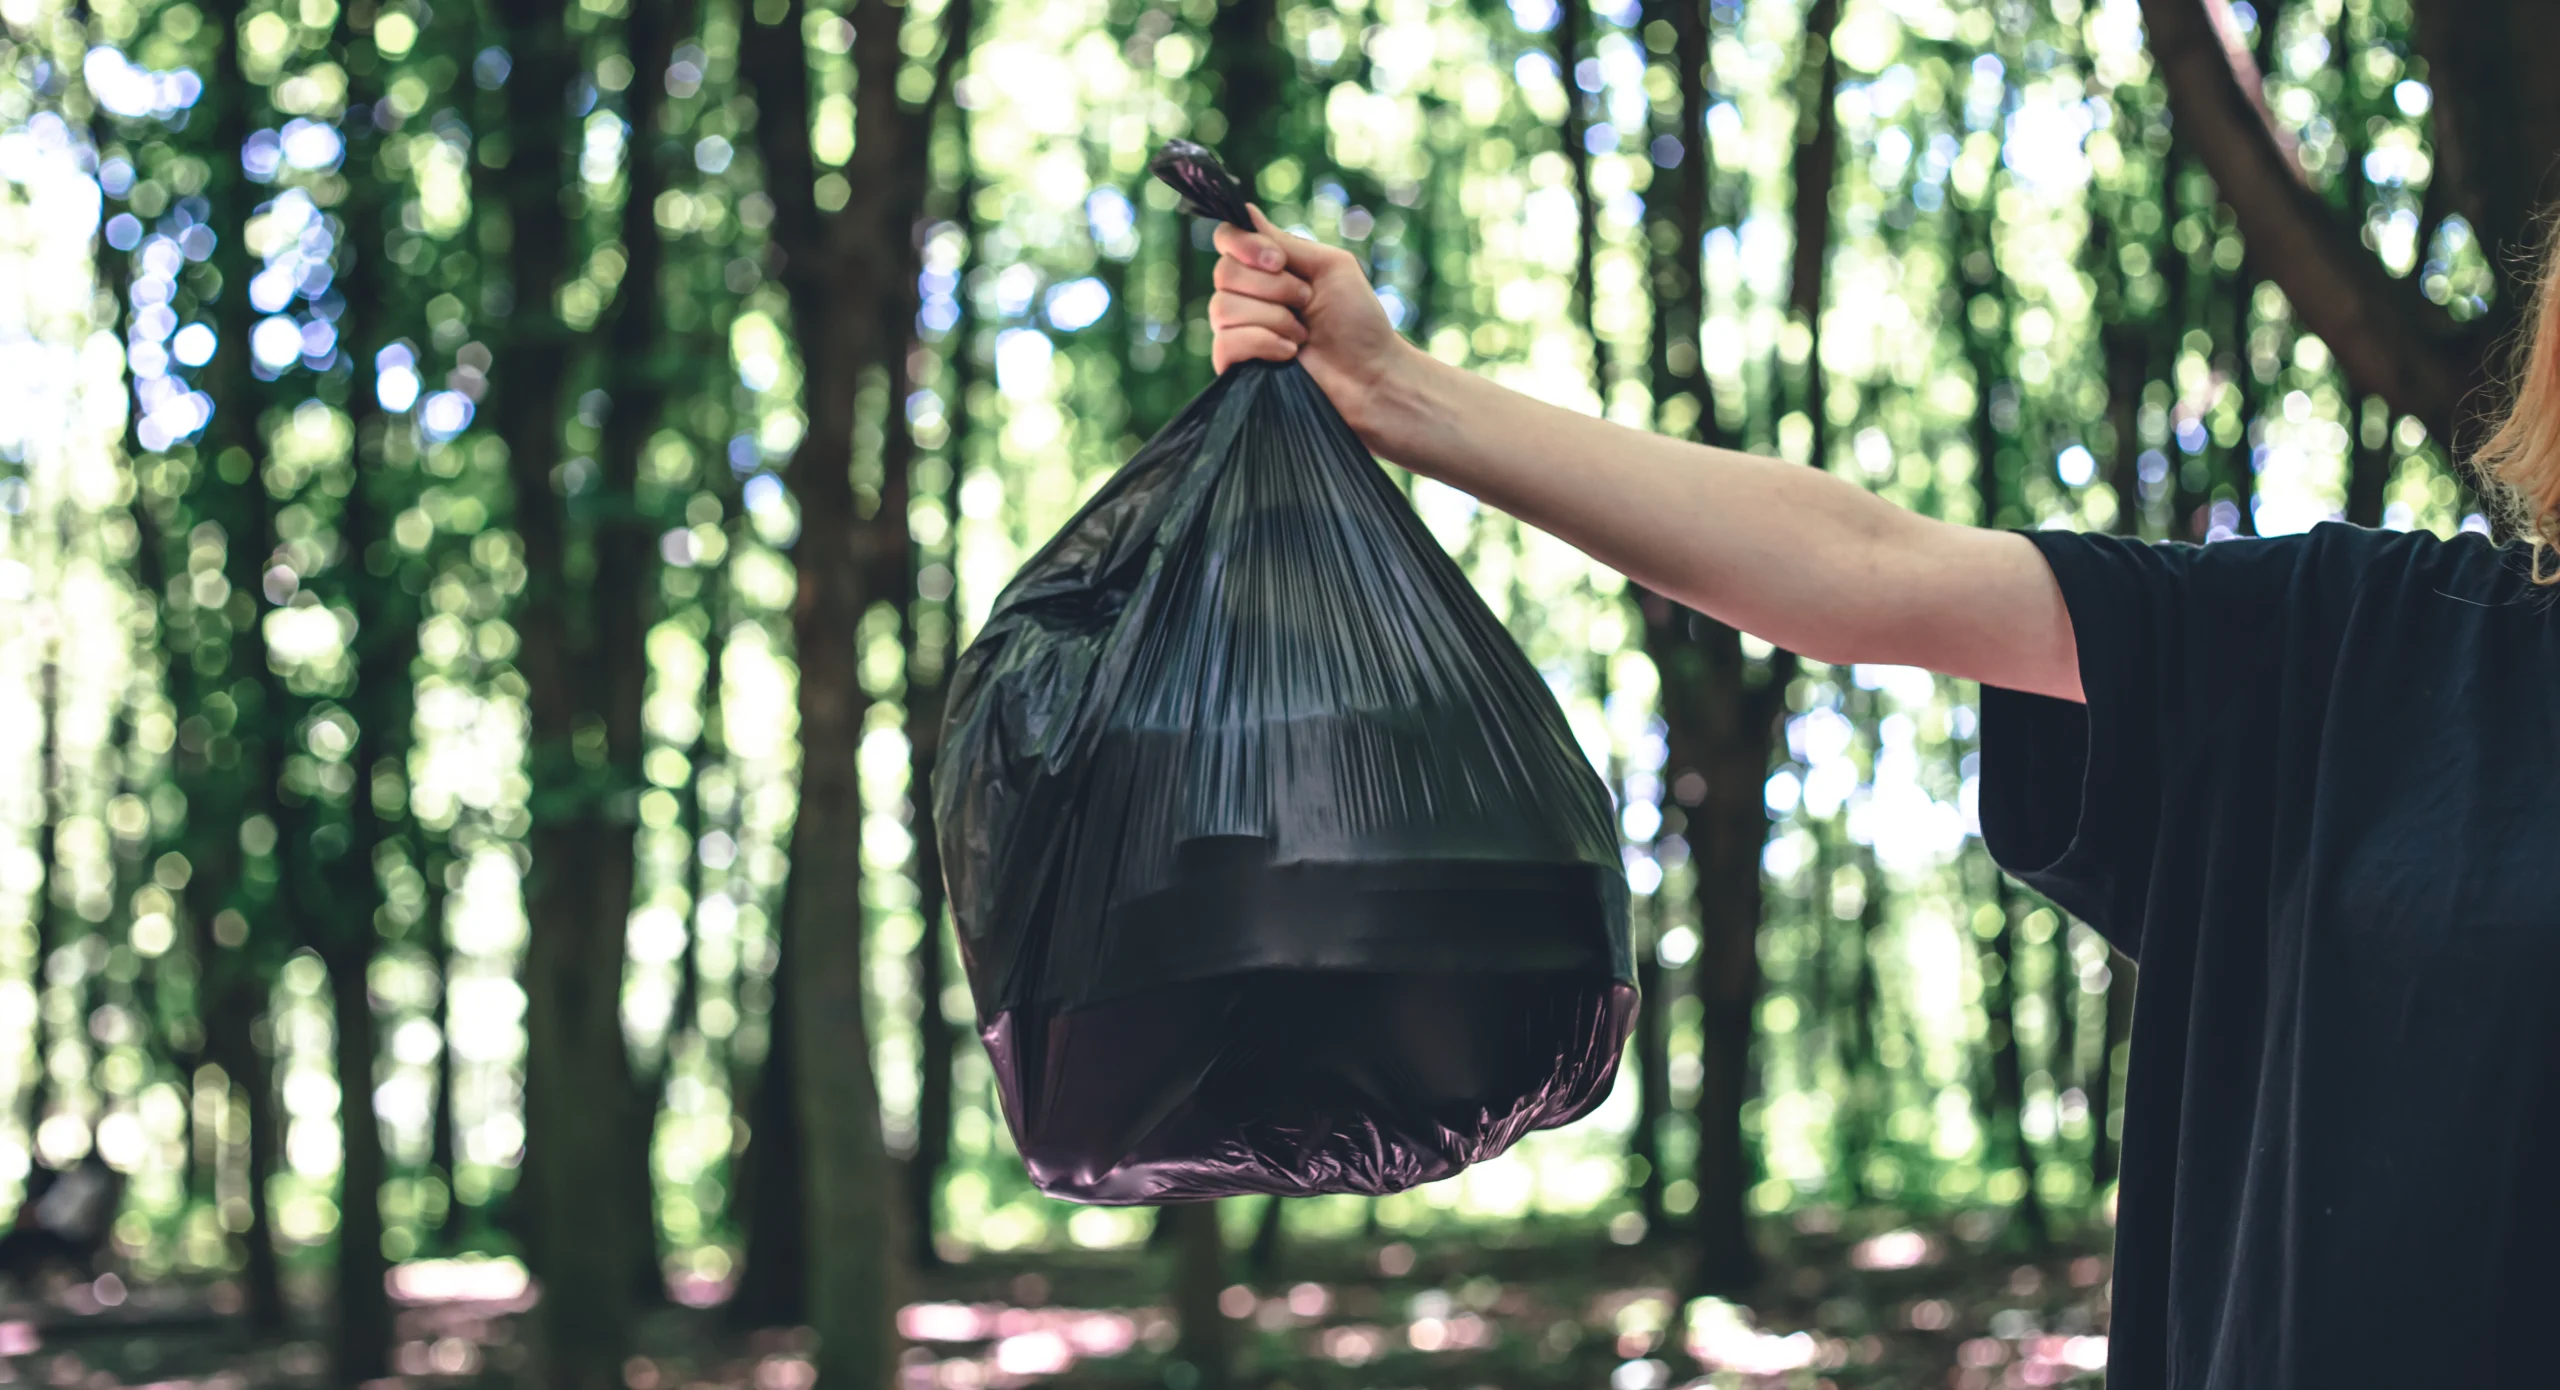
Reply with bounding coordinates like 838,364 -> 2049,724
1850,1228 -> 1935,1270
901,1302 -> 994,1343
1321,1324 -> 1387,1365
386,1256 -> 531,1307
1683,1296 -> 1819,1374
992,1330 -> 1072,1376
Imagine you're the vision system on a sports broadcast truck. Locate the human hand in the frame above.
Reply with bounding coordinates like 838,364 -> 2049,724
1209,206 -> 1416,444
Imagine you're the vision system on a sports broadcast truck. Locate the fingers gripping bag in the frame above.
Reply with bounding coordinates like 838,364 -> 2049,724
934,141 -> 1636,1203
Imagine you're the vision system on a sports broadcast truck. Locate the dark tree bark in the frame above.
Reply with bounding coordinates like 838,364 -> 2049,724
594,0 -> 698,1313
903,167 -> 976,1272
314,17 -> 419,1374
479,0 -> 646,1375
1558,0 -> 1606,401
1631,0 -> 1715,1242
2346,395 -> 2394,527
727,880 -> 805,1327
2160,147 -> 2212,538
2329,34 -> 2396,530
739,0 -> 969,1373
322,944 -> 390,1372
1167,1202 -> 1233,1390
192,0 -> 289,1335
2091,956 -> 2135,1191
1957,143 -> 2048,1242
26,660 -> 59,1152
1842,837 -> 1884,1202
1246,1196 -> 1286,1277
1629,898 -> 1671,1231
1205,0 -> 1286,193
2213,0 -> 2286,536
1983,880 -> 2049,1246
1646,0 -> 1839,1286
2049,915 -> 2081,1095
423,844 -> 458,1233
1634,0 -> 1791,1293
2138,0 -> 2491,449
1787,0 -> 1843,469
2102,312 -> 2150,538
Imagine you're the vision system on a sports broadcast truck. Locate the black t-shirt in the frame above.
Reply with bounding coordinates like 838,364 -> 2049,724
1979,519 -> 2560,1389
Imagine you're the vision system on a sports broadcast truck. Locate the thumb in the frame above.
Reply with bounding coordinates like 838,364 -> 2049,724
1247,204 -> 1342,281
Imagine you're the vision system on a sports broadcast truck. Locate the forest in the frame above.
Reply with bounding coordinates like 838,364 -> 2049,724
0,0 -> 2543,1384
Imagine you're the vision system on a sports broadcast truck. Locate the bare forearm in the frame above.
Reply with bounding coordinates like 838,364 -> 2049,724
1360,345 -> 2076,698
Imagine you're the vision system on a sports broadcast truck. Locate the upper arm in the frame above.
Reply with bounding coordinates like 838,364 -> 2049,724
1857,516 -> 2084,703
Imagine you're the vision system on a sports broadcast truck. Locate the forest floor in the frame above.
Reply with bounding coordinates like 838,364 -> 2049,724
13,1208 -> 2114,1389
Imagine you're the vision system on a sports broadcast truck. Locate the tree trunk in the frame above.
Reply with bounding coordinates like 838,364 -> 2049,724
1204,0 -> 1286,193
194,0 -> 289,1336
2103,316 -> 2150,538
2138,0 -> 2496,448
728,891 -> 805,1328
320,20 -> 415,1370
1246,1197 -> 1286,1278
2049,916 -> 2081,1096
2329,52 -> 2395,532
1637,0 -> 1780,1292
2346,395 -> 2393,527
2213,0 -> 2287,536
2090,952 -> 2135,1191
1630,903 -> 1670,1232
1558,0 -> 1606,402
324,947 -> 391,1376
1842,838 -> 1884,1202
903,172 -> 973,1264
1982,879 -> 2048,1246
740,0 -> 970,1372
424,852 -> 458,1235
231,1033 -> 288,1335
1787,0 -> 1844,469
594,0 -> 696,1313
1678,625 -> 1784,1297
482,0 -> 641,1375
26,659 -> 59,1150
1167,1202 -> 1232,1390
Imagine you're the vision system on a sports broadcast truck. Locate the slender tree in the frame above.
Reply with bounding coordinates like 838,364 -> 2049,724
1556,0 -> 1605,401
592,0 -> 699,1312
1168,1201 -> 1233,1390
737,0 -> 971,1372
475,0 -> 653,1373
2137,0 -> 2557,478
313,3 -> 415,1370
903,159 -> 976,1268
182,0 -> 293,1334
1786,0 -> 1843,470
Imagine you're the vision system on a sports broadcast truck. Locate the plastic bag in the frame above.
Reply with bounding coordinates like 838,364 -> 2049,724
934,141 -> 1635,1203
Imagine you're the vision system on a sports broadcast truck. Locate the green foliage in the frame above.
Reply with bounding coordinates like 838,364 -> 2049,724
0,0 -> 2495,1330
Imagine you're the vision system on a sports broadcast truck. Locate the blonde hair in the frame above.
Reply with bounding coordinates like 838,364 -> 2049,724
2475,218 -> 2560,584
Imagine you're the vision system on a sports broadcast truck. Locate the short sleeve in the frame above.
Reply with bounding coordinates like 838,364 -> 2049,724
1976,526 -> 2352,958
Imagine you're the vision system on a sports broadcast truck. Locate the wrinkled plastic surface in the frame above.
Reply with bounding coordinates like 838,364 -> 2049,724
934,147 -> 1634,1205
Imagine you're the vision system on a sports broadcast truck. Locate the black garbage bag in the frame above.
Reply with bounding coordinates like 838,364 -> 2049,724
934,141 -> 1635,1204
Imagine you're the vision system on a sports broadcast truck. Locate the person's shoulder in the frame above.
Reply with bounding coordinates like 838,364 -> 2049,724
2295,519 -> 2555,609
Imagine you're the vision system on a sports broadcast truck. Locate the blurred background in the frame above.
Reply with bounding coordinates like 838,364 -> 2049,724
0,0 -> 2529,1384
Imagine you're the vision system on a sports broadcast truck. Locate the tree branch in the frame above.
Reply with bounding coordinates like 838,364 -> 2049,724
2139,0 -> 2475,440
